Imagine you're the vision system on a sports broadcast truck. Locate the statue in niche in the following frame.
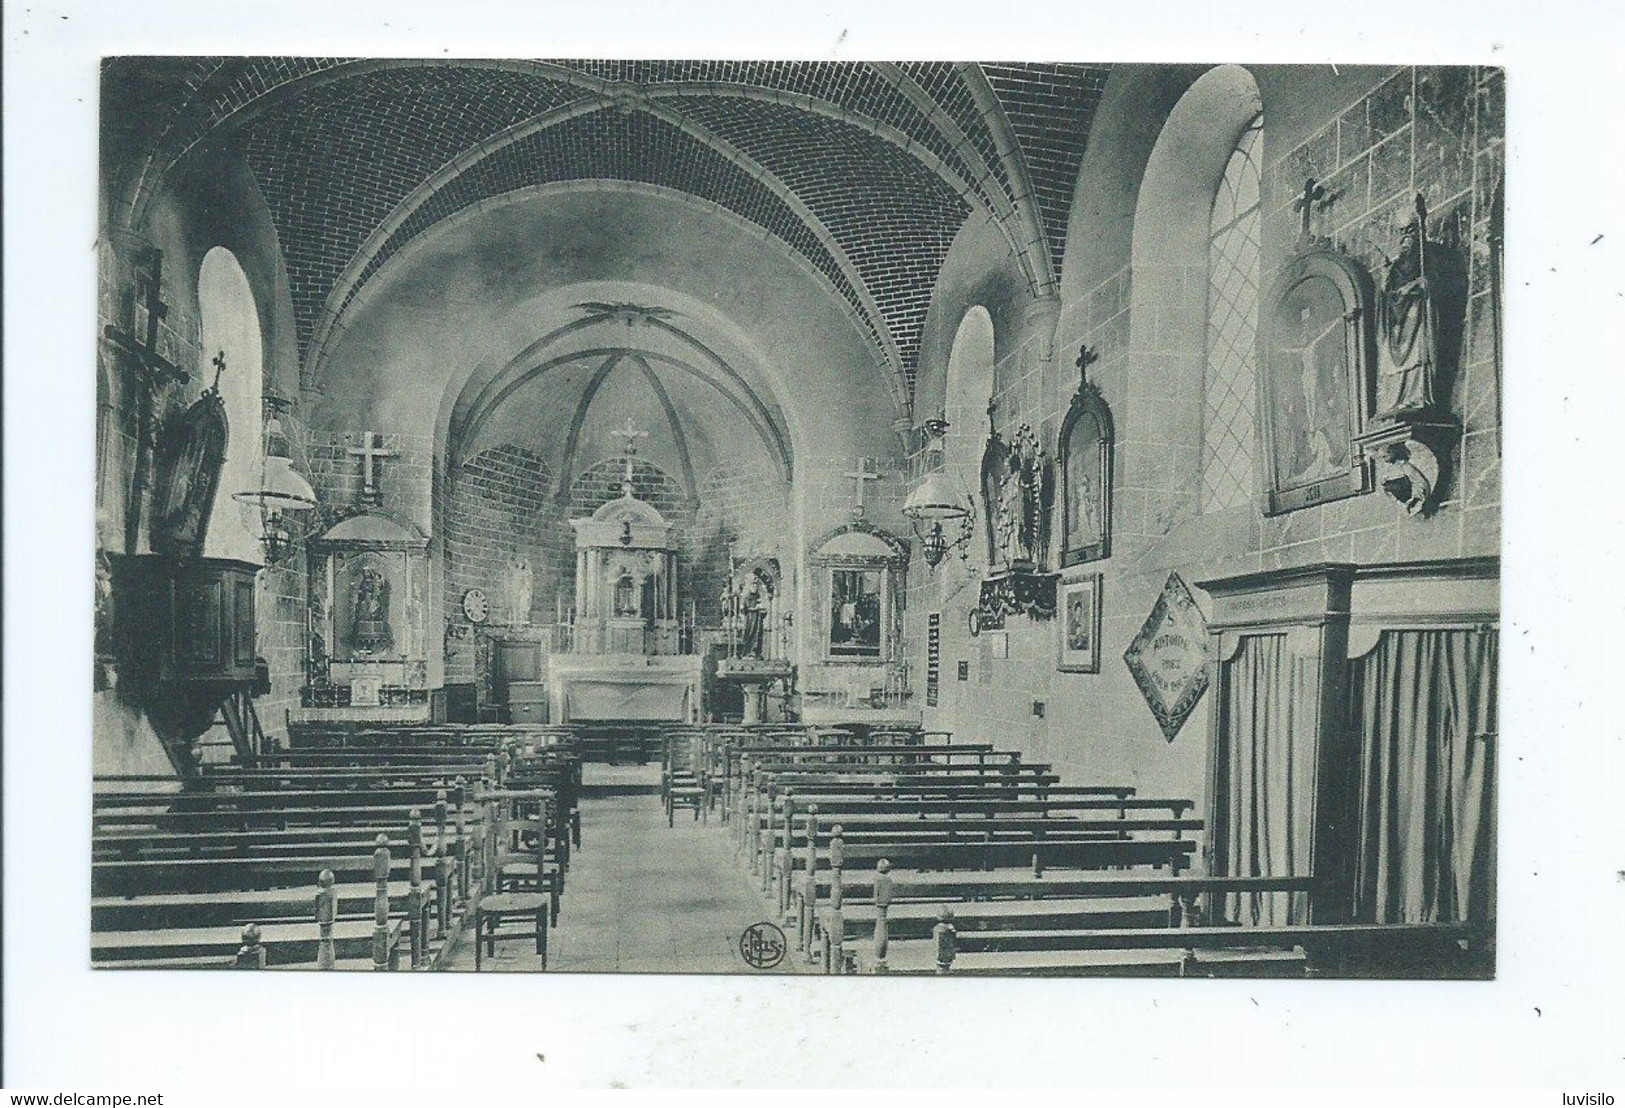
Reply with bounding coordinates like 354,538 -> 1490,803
613,573 -> 638,618
351,563 -> 393,654
506,557 -> 533,626
1376,194 -> 1441,419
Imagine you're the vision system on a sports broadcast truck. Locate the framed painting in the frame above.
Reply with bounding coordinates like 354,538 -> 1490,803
1257,244 -> 1377,514
1058,574 -> 1102,673
828,567 -> 883,659
1058,379 -> 1113,566
809,521 -> 909,664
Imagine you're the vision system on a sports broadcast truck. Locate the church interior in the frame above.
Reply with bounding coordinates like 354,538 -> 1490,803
92,58 -> 1502,977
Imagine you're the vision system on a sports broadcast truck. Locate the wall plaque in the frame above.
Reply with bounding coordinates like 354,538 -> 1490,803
1123,572 -> 1210,742
926,612 -> 941,707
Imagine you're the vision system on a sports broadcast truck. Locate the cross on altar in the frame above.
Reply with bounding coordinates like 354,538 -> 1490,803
348,431 -> 396,503
104,248 -> 190,552
614,416 -> 650,456
844,458 -> 879,520
614,418 -> 649,495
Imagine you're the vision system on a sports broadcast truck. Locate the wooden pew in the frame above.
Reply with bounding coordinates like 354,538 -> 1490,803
95,833 -> 425,970
803,864 -> 1313,972
93,771 -> 475,970
810,857 -> 1485,978
863,913 -> 1484,978
96,721 -> 581,971
756,791 -> 1187,889
773,807 -> 1201,915
738,764 -> 1068,866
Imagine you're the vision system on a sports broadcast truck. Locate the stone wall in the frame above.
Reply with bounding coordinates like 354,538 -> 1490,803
441,444 -> 567,682
903,64 -> 1503,816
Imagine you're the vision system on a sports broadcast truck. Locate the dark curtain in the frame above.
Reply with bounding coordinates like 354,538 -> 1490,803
1220,634 -> 1317,926
1352,629 -> 1498,924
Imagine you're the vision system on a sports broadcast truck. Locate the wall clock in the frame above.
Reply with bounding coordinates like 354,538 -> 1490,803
461,588 -> 490,624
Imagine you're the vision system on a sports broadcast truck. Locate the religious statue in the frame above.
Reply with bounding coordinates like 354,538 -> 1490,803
1376,194 -> 1440,419
613,572 -> 638,618
739,569 -> 772,659
351,563 -> 393,654
149,385 -> 229,558
94,541 -> 117,691
506,557 -> 533,626
980,415 -> 1053,570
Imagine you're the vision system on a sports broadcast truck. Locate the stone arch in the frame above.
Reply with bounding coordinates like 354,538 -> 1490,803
197,245 -> 265,563
1126,65 -> 1265,527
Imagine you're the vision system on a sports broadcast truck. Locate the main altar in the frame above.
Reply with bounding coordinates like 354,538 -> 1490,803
546,455 -> 702,722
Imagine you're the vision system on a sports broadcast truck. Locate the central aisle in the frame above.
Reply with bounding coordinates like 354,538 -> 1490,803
446,767 -> 801,974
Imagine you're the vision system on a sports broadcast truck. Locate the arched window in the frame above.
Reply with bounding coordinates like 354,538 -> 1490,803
937,306 -> 995,606
1202,113 -> 1263,512
197,246 -> 265,562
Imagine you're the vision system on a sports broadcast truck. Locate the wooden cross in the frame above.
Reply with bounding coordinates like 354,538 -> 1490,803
104,248 -> 190,552
348,431 -> 396,503
844,458 -> 879,520
1294,177 -> 1329,242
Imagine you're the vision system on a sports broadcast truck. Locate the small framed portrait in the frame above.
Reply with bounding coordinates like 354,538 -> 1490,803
1058,574 -> 1102,673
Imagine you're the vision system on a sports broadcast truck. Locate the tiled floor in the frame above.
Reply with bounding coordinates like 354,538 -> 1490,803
445,773 -> 800,975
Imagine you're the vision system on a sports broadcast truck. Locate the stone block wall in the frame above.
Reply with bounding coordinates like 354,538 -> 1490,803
693,458 -> 793,627
903,65 -> 1503,816
441,444 -> 569,682
305,428 -> 435,535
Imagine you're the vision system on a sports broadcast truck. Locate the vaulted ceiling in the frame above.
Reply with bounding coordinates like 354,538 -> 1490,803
103,58 -> 1110,398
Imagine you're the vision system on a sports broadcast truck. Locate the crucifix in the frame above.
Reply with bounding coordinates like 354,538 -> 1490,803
844,458 -> 880,520
1293,177 -> 1329,244
348,431 -> 396,504
104,248 -> 190,553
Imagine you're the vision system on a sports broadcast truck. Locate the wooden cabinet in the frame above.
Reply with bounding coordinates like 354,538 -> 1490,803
112,555 -> 261,684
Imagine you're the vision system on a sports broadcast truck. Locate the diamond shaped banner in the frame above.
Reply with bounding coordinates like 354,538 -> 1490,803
1123,572 -> 1211,742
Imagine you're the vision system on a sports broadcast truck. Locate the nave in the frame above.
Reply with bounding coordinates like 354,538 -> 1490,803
441,769 -> 797,974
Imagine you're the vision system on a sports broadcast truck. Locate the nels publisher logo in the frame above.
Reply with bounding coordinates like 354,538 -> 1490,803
738,922 -> 786,969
